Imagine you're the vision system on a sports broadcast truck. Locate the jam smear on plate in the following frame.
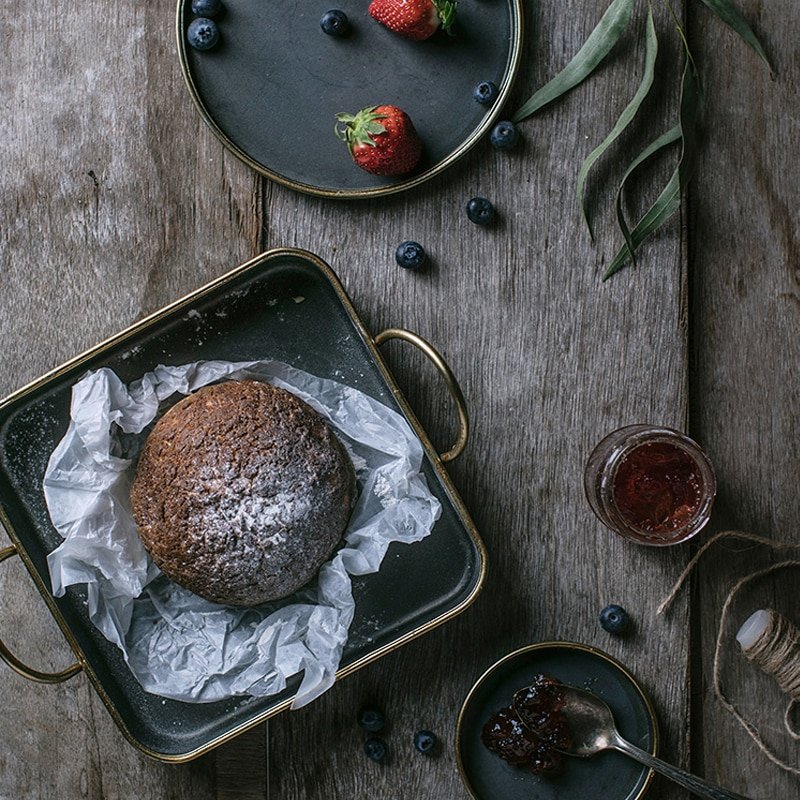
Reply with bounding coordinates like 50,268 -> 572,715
481,674 -> 569,778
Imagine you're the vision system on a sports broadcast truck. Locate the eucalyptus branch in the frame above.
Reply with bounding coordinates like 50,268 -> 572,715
512,0 -> 773,280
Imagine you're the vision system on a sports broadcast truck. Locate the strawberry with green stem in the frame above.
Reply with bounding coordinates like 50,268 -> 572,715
368,0 -> 457,41
335,105 -> 423,176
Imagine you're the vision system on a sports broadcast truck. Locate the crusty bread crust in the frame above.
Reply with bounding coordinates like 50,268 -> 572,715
130,380 -> 355,605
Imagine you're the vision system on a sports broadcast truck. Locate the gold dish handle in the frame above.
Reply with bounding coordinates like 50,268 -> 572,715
0,545 -> 82,684
374,328 -> 469,463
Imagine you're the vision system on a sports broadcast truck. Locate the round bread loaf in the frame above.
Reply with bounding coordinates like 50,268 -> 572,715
129,380 -> 356,606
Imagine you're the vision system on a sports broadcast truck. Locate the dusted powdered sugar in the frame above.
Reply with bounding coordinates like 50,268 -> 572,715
188,488 -> 313,573
205,490 -> 311,543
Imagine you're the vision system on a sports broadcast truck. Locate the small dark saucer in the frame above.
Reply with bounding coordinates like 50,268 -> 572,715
456,641 -> 658,800
177,0 -> 523,197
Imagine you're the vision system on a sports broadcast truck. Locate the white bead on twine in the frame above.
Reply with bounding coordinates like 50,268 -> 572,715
657,530 -> 800,776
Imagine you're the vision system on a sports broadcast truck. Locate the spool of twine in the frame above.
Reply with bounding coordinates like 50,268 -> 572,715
737,609 -> 800,704
657,530 -> 800,776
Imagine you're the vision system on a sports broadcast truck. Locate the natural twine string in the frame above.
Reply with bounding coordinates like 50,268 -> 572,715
743,609 -> 800,705
657,529 -> 800,776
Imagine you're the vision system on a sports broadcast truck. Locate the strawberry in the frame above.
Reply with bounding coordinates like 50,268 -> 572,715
368,0 -> 457,41
335,105 -> 423,176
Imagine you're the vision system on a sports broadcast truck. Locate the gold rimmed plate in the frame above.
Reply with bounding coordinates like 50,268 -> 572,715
176,0 -> 523,198
456,642 -> 658,800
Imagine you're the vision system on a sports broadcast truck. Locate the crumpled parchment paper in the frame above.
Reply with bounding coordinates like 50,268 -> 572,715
43,360 -> 441,706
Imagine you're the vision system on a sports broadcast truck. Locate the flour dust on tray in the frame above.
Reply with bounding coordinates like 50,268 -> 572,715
130,380 -> 356,605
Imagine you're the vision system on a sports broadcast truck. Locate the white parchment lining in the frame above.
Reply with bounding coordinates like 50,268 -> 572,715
42,360 -> 441,706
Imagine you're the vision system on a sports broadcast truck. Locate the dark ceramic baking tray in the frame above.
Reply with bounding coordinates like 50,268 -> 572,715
176,0 -> 523,197
0,248 -> 485,761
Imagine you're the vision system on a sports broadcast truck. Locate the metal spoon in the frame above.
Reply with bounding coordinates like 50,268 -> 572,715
512,682 -> 753,800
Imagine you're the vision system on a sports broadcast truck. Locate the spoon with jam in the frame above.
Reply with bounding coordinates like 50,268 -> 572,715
511,679 -> 754,800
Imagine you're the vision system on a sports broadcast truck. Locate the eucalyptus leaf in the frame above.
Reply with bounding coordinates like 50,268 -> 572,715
577,6 -> 658,239
513,0 -> 635,122
604,61 -> 701,280
697,0 -> 774,75
607,162 -> 681,278
615,125 -> 682,265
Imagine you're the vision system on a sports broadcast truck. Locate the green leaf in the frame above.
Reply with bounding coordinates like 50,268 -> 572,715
577,6 -> 659,239
614,125 -> 682,265
697,0 -> 774,76
609,158 -> 681,277
512,0 -> 635,122
434,0 -> 458,34
603,60 -> 701,280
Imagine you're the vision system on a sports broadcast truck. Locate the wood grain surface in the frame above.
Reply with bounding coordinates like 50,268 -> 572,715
0,0 -> 796,799
689,0 -> 800,797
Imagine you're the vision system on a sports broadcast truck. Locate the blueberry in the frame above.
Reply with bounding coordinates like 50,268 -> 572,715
320,9 -> 351,36
413,730 -> 437,755
357,706 -> 385,732
466,196 -> 496,225
473,81 -> 499,105
599,604 -> 631,635
395,241 -> 427,270
187,18 -> 220,50
490,120 -> 519,150
364,737 -> 388,762
191,0 -> 223,17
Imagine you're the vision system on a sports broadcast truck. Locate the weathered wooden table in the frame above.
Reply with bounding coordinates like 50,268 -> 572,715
1,1 -> 797,798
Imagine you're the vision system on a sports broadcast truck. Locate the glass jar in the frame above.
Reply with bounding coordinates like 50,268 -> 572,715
584,424 -> 716,546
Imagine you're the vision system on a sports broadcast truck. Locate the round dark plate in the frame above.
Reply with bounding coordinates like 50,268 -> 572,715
456,642 -> 658,800
176,0 -> 523,198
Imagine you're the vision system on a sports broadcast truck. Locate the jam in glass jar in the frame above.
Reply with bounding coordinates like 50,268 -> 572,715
584,425 -> 716,545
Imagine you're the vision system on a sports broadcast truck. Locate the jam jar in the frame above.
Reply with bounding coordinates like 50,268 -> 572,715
584,424 -> 716,545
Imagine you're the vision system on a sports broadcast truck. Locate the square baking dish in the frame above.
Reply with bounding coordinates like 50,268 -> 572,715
0,248 -> 485,761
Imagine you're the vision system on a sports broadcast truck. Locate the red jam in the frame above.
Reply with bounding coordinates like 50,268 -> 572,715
481,674 -> 569,778
612,441 -> 704,535
513,676 -> 572,752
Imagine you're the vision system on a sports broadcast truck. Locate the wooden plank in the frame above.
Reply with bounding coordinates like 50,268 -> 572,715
215,726 -> 268,800
0,0 -> 261,796
11,0 -> 781,796
263,3 -> 692,797
689,0 -> 800,796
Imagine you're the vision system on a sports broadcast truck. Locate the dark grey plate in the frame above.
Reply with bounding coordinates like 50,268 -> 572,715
456,642 -> 657,800
176,0 -> 523,197
0,248 -> 485,760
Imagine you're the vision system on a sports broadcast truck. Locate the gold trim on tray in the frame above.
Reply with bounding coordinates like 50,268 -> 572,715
454,641 -> 659,800
374,328 -> 469,462
0,545 -> 82,684
174,0 -> 525,199
0,247 -> 488,762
